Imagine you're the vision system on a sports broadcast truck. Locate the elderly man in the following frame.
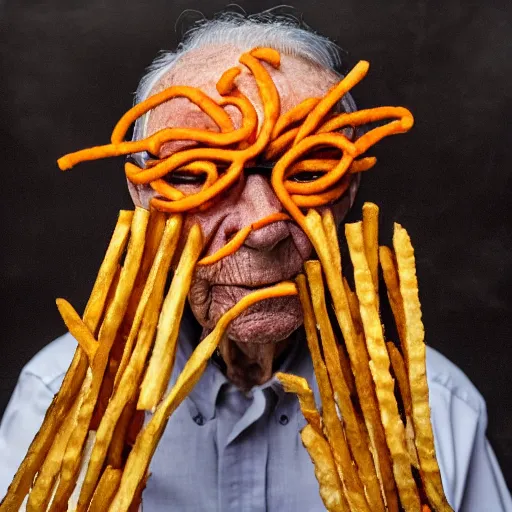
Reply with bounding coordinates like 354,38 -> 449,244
1,13 -> 511,512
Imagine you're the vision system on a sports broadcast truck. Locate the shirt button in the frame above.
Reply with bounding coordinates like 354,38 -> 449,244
279,414 -> 289,426
193,413 -> 205,426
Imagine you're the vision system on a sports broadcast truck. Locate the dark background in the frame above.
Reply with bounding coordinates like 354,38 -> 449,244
1,0 -> 511,489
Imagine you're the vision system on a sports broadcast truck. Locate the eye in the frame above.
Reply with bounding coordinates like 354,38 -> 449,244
290,171 -> 325,183
126,151 -> 160,168
164,171 -> 206,185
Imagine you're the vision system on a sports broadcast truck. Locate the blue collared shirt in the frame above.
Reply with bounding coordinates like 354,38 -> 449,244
1,318 -> 511,511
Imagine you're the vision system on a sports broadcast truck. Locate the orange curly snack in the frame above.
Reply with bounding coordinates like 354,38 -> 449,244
57,47 -> 413,264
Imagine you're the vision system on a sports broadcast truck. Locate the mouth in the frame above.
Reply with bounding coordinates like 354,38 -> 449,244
189,270 -> 304,344
187,226 -> 312,341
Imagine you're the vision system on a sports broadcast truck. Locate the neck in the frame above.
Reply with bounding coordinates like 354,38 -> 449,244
209,332 -> 294,390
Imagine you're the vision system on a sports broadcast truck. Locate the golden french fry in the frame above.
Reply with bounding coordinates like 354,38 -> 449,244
295,274 -> 349,510
345,221 -> 420,511
0,210 -> 133,512
25,392 -> 82,512
137,210 -> 168,283
304,210 -> 399,512
106,399 -> 137,469
322,209 -> 342,276
127,471 -> 150,512
306,262 -> 384,512
380,246 -> 407,356
387,341 -> 420,469
115,210 -> 168,386
56,299 -> 98,364
115,214 -> 182,389
275,372 -> 322,433
88,467 -> 122,512
109,282 -> 297,511
340,277 -> 362,396
342,276 -> 363,335
301,424 -> 349,512
362,202 -> 379,307
48,207 -> 150,511
77,214 -> 182,510
386,342 -> 412,420
84,210 -> 135,334
138,223 -> 203,410
393,224 -> 453,511
107,212 -> 167,396
337,341 -> 356,398
297,274 -> 368,511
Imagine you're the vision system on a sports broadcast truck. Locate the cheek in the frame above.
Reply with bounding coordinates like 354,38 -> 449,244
317,192 -> 353,228
288,222 -> 314,261
180,183 -> 243,248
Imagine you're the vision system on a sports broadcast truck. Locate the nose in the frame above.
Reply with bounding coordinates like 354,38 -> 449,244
236,173 -> 290,251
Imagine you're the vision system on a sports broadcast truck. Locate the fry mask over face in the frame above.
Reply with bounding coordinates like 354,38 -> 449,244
58,46 -> 413,389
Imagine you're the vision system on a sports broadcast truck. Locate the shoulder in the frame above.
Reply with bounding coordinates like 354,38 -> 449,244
425,346 -> 490,508
426,345 -> 486,417
20,332 -> 77,394
0,333 -> 76,496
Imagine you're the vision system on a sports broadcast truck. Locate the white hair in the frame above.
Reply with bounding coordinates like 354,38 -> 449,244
132,11 -> 356,140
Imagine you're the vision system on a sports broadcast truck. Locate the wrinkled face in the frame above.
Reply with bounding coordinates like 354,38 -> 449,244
129,44 -> 355,347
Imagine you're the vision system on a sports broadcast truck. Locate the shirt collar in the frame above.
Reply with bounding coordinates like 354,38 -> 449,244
173,309 -> 316,421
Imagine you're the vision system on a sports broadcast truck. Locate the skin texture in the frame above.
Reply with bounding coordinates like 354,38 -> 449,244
129,44 -> 356,389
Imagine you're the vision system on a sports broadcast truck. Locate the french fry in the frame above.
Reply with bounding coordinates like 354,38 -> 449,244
393,224 -> 453,511
56,299 -> 98,364
345,221 -> 420,511
337,341 -> 356,398
275,373 -> 322,433
294,274 -> 344,501
387,341 -> 420,469
109,282 -> 297,511
25,392 -> 82,512
138,223 -> 203,410
301,424 -> 349,512
106,398 -> 137,469
84,211 -> 135,335
380,245 -> 407,356
386,341 -> 412,417
88,467 -> 122,512
114,213 -> 182,390
304,210 -> 399,512
340,277 -> 365,403
343,277 -> 363,335
306,261 -> 384,512
115,209 -> 167,387
77,214 -> 182,510
362,202 -> 379,308
127,471 -> 150,512
322,209 -> 342,276
48,207 -> 150,511
0,210 -> 132,512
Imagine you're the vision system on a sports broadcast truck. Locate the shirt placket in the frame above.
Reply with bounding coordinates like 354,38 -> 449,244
217,388 -> 270,512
